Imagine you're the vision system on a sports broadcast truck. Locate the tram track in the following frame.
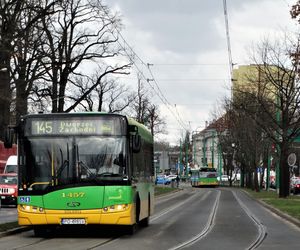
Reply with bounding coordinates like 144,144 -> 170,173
86,238 -> 119,250
168,190 -> 221,250
11,237 -> 49,250
86,188 -> 208,249
0,189 -> 200,250
232,191 -> 267,250
0,188 -> 278,250
155,187 -> 194,205
151,190 -> 208,223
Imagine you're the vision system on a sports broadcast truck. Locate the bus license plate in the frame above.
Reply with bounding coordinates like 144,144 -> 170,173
61,218 -> 86,225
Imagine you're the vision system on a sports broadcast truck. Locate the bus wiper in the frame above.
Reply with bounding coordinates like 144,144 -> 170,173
57,144 -> 70,178
75,144 -> 96,178
57,160 -> 69,177
97,172 -> 122,177
78,160 -> 95,177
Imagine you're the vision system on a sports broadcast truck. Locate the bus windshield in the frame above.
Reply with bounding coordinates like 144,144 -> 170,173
20,136 -> 126,192
199,168 -> 218,178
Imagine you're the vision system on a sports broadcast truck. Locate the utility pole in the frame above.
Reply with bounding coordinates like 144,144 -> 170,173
212,131 -> 215,168
185,139 -> 189,177
179,139 -> 183,176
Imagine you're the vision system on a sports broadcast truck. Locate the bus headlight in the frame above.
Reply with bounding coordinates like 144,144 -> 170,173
102,204 -> 128,213
19,205 -> 45,213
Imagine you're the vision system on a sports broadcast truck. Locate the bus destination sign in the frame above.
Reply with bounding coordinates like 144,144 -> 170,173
30,119 -> 115,135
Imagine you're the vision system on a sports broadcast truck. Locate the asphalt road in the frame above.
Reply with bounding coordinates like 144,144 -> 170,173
0,206 -> 17,224
0,187 -> 299,250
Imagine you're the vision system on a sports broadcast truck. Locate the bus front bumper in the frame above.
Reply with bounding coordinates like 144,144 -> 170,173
18,204 -> 135,226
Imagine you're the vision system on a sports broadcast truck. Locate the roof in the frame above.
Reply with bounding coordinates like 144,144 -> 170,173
195,115 -> 229,136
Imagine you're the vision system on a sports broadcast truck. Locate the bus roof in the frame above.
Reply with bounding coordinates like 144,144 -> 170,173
127,117 -> 153,144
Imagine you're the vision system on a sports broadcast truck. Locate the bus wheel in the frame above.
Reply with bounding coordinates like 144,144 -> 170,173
139,195 -> 150,227
126,196 -> 140,235
139,216 -> 149,227
127,223 -> 138,235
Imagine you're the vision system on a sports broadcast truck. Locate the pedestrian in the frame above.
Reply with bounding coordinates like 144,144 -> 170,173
176,175 -> 180,188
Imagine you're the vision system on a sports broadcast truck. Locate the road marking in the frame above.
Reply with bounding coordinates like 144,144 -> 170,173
151,190 -> 209,222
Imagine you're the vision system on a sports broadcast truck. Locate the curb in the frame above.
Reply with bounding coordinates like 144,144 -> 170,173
155,187 -> 183,199
242,190 -> 300,228
257,199 -> 300,228
0,225 -> 31,238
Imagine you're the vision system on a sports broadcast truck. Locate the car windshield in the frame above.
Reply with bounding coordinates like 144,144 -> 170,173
19,136 -> 127,191
5,165 -> 17,173
0,176 -> 17,185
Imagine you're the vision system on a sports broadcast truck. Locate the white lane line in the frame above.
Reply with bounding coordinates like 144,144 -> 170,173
151,190 -> 210,222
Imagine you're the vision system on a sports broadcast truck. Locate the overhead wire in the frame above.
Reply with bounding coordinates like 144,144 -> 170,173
150,63 -> 228,66
147,64 -> 189,130
100,2 -> 190,131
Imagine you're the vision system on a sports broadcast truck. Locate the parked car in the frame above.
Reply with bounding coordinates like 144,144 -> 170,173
0,173 -> 18,207
167,174 -> 178,182
4,155 -> 17,173
155,175 -> 171,185
290,179 -> 300,194
270,181 -> 276,189
221,175 -> 229,182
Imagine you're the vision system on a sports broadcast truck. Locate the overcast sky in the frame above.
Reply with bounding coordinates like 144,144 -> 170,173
104,0 -> 298,145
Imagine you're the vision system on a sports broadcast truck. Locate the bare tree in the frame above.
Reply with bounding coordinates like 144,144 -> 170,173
0,0 -> 61,139
106,82 -> 135,113
147,104 -> 166,136
234,36 -> 300,197
231,91 -> 271,191
12,0 -> 52,122
0,0 -> 17,138
129,77 -> 166,137
69,73 -> 134,113
37,0 -> 130,113
131,78 -> 150,124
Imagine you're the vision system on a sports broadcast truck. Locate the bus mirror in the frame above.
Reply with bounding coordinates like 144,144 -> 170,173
4,127 -> 14,148
129,125 -> 138,134
132,134 -> 141,153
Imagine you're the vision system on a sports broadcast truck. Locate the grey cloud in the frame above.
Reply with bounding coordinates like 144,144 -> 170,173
108,0 -> 269,54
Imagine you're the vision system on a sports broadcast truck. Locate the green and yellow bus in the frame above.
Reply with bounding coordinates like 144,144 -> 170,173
190,167 -> 219,187
5,113 -> 154,236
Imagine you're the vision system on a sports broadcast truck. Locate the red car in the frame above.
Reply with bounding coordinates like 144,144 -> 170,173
291,179 -> 300,195
0,173 -> 18,207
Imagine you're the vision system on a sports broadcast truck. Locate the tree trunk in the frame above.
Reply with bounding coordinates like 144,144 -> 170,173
0,69 -> 11,140
279,142 -> 290,198
58,78 -> 67,112
254,169 -> 259,192
15,80 -> 28,123
52,68 -> 58,113
240,164 -> 245,188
